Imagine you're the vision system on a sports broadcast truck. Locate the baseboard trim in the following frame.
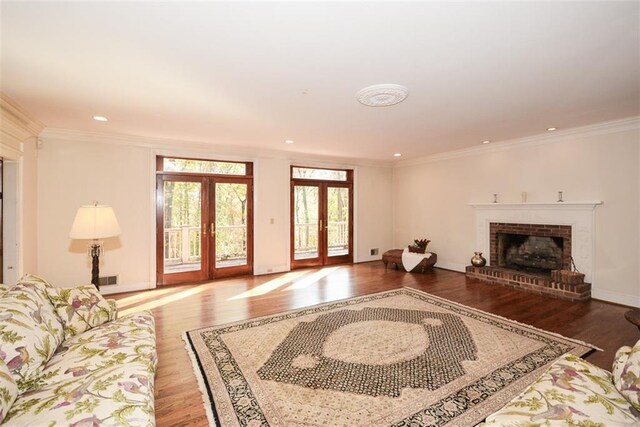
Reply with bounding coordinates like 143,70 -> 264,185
434,262 -> 467,273
254,265 -> 290,276
592,289 -> 640,308
100,282 -> 154,295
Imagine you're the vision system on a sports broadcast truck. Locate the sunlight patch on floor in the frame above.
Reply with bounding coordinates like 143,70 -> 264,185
282,267 -> 340,291
119,284 -> 210,316
228,270 -> 310,300
116,287 -> 182,309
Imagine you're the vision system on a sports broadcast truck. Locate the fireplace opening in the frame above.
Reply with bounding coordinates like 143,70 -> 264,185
497,233 -> 563,275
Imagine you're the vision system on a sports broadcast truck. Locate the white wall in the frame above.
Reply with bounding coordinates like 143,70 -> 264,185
38,139 -> 152,293
36,137 -> 394,293
253,157 -> 291,275
3,160 -> 18,283
21,138 -> 38,274
355,166 -> 394,262
393,126 -> 640,306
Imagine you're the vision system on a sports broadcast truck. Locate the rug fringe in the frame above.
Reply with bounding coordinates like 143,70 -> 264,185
182,331 -> 217,427
401,287 -> 603,353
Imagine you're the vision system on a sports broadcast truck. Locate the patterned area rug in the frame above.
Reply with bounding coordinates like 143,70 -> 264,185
184,288 -> 597,427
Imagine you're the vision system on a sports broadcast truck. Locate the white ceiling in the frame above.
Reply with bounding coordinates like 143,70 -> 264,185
2,2 -> 639,161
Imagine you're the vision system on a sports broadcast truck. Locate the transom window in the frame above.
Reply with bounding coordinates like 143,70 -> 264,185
160,157 -> 249,176
292,167 -> 349,181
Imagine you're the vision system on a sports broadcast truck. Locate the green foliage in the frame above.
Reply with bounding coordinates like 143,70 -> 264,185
0,326 -> 23,343
584,373 -> 614,394
545,388 -> 576,403
112,389 -> 127,403
19,369 -> 59,394
64,397 -> 99,420
93,373 -> 123,393
568,420 -> 606,427
585,394 -> 615,415
35,335 -> 52,359
0,387 -> 11,405
511,397 -> 544,411
80,347 -> 105,360
113,404 -> 138,427
4,397 -> 40,421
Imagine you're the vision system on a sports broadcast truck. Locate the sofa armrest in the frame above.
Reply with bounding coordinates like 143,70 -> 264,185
106,299 -> 118,319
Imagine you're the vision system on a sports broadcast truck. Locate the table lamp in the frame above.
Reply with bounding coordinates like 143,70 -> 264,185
69,201 -> 121,290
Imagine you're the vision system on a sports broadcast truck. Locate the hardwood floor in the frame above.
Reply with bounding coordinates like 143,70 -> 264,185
112,262 -> 639,427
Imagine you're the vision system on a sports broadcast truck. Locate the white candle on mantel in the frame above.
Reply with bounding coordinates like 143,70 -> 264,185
521,192 -> 527,203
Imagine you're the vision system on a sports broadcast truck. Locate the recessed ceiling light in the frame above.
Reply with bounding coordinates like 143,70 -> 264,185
356,84 -> 409,107
93,116 -> 108,122
284,139 -> 295,144
547,127 -> 557,131
393,153 -> 402,157
482,140 -> 491,144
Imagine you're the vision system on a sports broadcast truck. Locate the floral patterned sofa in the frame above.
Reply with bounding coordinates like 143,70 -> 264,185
0,275 -> 157,426
481,339 -> 640,426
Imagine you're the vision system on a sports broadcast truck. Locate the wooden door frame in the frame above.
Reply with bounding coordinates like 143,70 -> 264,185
156,174 -> 210,286
209,176 -> 254,279
290,167 -> 354,269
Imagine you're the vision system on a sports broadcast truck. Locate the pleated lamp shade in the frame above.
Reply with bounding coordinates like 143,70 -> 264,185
69,204 -> 121,240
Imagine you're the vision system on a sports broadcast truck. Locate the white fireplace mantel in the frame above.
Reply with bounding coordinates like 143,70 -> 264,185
470,201 -> 603,283
469,202 -> 603,210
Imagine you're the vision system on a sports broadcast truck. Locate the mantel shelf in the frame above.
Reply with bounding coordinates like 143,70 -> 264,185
469,202 -> 603,210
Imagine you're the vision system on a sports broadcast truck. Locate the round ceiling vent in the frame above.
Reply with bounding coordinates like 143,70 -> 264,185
356,84 -> 409,107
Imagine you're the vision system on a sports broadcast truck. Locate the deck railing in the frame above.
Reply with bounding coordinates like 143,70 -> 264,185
164,225 -> 247,265
166,221 -> 348,265
294,221 -> 348,253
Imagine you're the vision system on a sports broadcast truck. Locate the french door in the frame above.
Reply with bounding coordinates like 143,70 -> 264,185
156,173 -> 253,286
291,174 -> 353,269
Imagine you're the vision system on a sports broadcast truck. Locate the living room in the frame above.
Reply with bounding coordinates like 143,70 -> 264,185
0,1 -> 639,426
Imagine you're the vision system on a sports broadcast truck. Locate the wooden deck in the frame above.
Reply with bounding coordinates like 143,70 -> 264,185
112,262 -> 639,427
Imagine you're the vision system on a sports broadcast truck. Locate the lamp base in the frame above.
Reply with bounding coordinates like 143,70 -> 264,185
89,243 -> 102,290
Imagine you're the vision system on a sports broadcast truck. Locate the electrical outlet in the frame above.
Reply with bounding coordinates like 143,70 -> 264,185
370,248 -> 379,256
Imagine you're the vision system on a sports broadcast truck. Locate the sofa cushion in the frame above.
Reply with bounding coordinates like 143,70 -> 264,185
483,353 -> 640,426
3,312 -> 156,426
19,274 -> 54,289
0,359 -> 18,424
613,339 -> 640,411
40,311 -> 156,387
0,282 -> 64,393
46,284 -> 118,340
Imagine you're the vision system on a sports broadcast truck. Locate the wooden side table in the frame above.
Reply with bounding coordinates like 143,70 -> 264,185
624,309 -> 640,332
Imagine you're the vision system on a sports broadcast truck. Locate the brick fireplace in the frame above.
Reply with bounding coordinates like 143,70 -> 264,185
466,202 -> 602,302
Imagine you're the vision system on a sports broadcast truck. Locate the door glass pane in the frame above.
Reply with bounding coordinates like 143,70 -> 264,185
163,158 -> 246,175
215,183 -> 248,268
163,181 -> 202,273
293,186 -> 319,260
327,187 -> 349,257
292,167 -> 347,181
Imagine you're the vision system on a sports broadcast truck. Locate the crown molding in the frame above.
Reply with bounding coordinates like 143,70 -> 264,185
37,115 -> 639,170
0,93 -> 45,138
396,116 -> 640,168
39,128 -> 394,169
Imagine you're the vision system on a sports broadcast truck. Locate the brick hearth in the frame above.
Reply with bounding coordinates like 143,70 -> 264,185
467,222 -> 591,302
466,265 -> 591,302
